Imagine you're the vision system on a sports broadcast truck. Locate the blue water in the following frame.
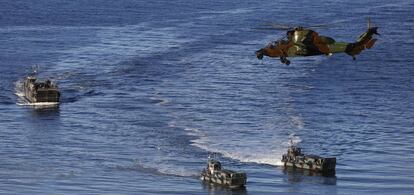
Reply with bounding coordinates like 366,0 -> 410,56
1,0 -> 413,194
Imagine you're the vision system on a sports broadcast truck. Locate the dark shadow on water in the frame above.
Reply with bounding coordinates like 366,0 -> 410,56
201,181 -> 248,195
282,167 -> 337,185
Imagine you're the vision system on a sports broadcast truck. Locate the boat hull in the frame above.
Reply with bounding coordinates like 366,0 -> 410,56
200,171 -> 246,188
23,78 -> 60,103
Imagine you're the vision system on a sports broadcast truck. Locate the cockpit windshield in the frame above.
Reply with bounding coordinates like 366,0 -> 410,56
271,36 -> 288,46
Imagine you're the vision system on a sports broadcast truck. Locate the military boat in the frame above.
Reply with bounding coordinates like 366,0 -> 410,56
201,160 -> 247,188
23,73 -> 60,104
281,145 -> 336,175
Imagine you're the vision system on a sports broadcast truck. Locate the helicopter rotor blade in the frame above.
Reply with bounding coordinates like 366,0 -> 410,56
266,23 -> 292,30
307,23 -> 331,29
257,21 -> 293,30
251,27 -> 284,31
254,19 -> 355,32
257,21 -> 330,31
367,17 -> 371,29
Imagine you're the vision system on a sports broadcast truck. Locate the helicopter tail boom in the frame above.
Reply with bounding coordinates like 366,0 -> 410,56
345,20 -> 379,59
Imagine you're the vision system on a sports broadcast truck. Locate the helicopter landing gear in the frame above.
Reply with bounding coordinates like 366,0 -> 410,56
280,57 -> 290,65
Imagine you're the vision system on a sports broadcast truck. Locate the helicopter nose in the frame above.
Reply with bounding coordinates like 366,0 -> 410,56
256,50 -> 264,60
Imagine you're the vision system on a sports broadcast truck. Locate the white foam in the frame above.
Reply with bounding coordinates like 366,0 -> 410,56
14,80 -> 24,94
15,92 -> 25,97
288,133 -> 302,146
155,165 -> 199,177
289,115 -> 305,129
125,160 -> 198,178
184,127 -> 286,166
192,139 -> 284,166
16,102 -> 59,106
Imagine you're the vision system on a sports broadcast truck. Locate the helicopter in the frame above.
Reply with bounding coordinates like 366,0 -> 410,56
255,19 -> 379,65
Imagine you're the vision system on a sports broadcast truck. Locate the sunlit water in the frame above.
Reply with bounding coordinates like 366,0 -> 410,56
0,0 -> 413,194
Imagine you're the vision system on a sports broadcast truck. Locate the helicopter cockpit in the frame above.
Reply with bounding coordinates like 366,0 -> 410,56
269,36 -> 289,48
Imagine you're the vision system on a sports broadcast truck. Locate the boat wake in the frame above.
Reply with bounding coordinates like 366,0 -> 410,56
288,133 -> 302,146
115,160 -> 199,178
14,80 -> 24,96
184,127 -> 300,167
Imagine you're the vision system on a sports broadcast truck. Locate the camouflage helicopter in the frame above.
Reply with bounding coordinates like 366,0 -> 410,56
255,19 -> 379,65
